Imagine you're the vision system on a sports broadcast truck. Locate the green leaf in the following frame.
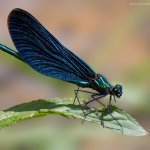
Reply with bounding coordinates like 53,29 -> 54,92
0,98 -> 148,136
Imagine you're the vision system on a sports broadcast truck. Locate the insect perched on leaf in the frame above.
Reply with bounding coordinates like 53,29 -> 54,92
0,8 -> 122,113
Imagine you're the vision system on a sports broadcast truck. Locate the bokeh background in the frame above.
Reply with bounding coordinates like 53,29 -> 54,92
0,0 -> 150,150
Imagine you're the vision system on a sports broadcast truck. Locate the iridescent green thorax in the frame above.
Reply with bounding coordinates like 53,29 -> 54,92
77,74 -> 112,92
96,75 -> 112,89
90,74 -> 113,93
92,74 -> 123,98
77,74 -> 122,98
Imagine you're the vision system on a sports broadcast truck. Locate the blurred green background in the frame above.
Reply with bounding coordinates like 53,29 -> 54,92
0,0 -> 150,150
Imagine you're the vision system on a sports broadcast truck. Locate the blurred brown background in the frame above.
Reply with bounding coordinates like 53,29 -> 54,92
0,0 -> 150,150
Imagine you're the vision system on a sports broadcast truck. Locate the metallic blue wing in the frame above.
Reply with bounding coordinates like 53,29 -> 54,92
8,8 -> 96,84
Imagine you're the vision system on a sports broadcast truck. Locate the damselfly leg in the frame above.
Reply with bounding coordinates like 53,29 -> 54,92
74,87 -> 99,118
74,87 -> 106,120
73,87 -> 123,132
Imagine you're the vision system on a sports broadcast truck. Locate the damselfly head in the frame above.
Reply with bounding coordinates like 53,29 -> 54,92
113,84 -> 122,98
